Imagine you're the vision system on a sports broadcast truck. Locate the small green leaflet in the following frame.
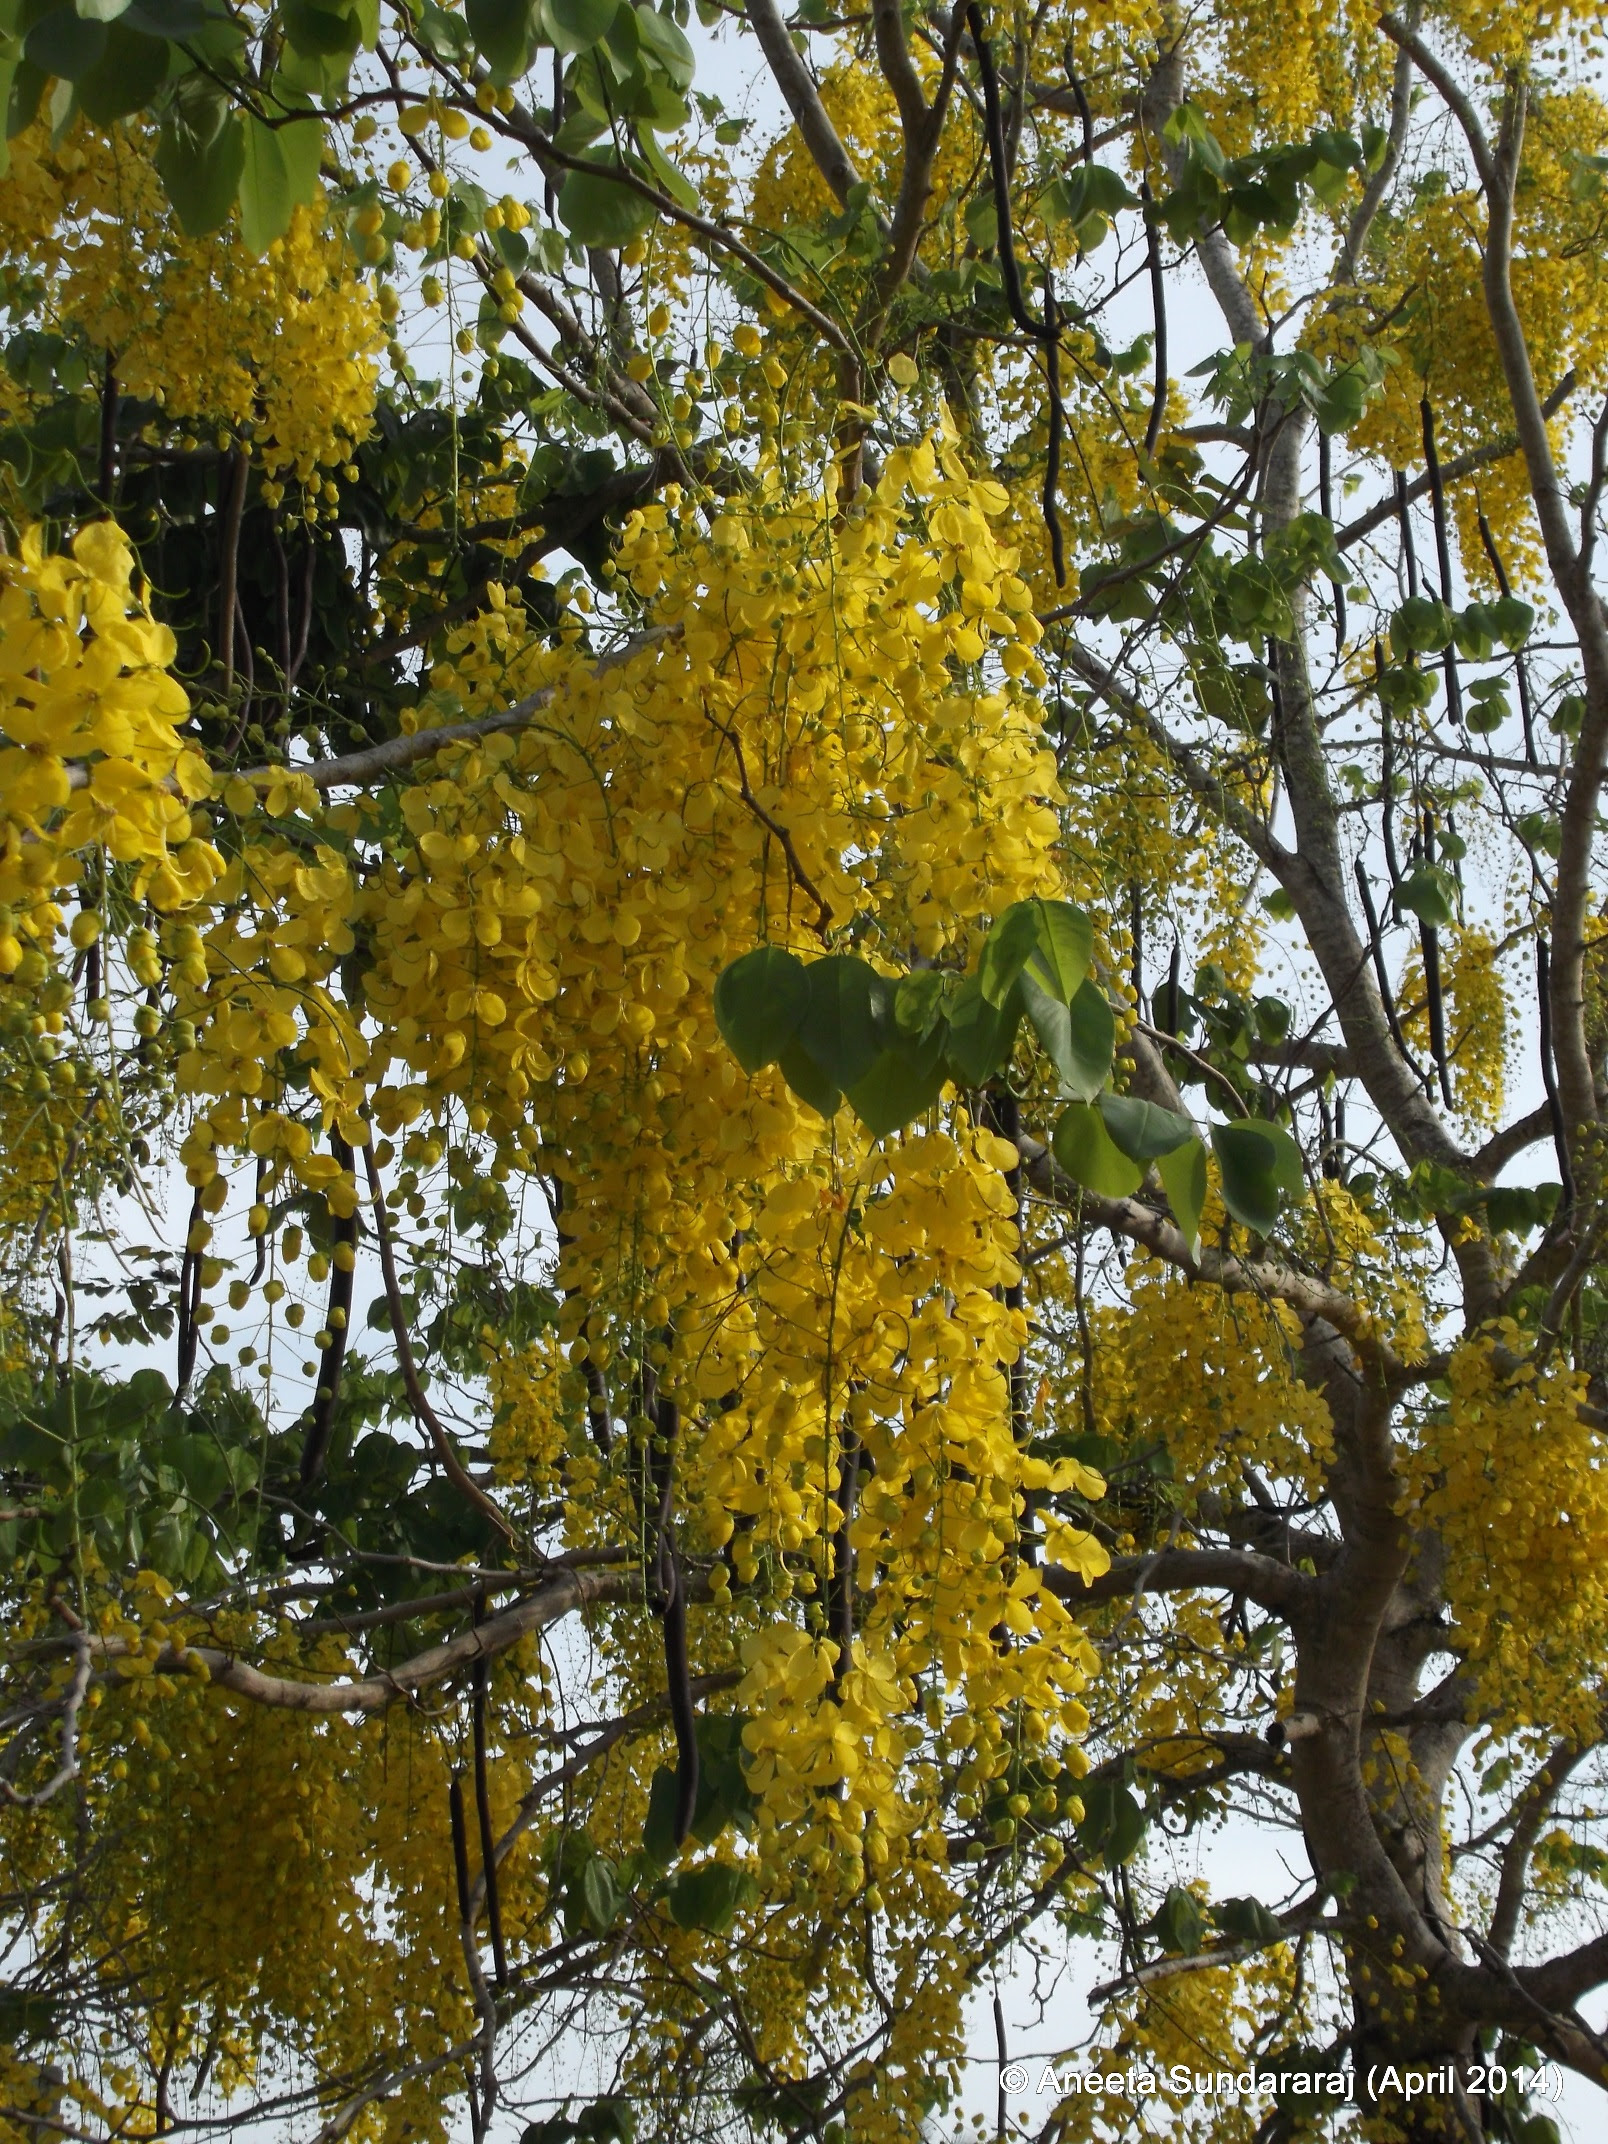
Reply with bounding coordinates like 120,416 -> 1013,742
775,1037 -> 839,1120
893,967 -> 946,1040
76,21 -> 168,125
1019,970 -> 1115,1100
633,2 -> 694,90
579,1855 -> 621,1933
978,896 -> 1093,1008
1059,977 -> 1116,1100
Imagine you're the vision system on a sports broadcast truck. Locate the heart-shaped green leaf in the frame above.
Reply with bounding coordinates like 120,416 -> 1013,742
713,946 -> 808,1074
776,1038 -> 841,1120
794,955 -> 892,1093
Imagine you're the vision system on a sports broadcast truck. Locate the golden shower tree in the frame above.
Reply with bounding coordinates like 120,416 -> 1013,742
1,1 -> 1607,2139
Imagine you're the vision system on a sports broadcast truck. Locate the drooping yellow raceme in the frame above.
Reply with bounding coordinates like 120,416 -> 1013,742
0,120 -> 382,499
0,454 -> 1121,2141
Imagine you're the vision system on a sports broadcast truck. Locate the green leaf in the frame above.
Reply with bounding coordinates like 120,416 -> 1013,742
1076,1778 -> 1146,1864
665,1861 -> 755,1934
687,1712 -> 756,1843
1393,865 -> 1456,929
551,104 -> 608,152
942,974 -> 1019,1087
156,106 -> 244,236
1488,594 -> 1535,650
963,189 -> 998,249
122,0 -> 218,31
1465,679 -> 1509,736
636,125 -> 697,211
795,955 -> 892,1093
76,0 -> 131,22
1059,977 -> 1115,1101
1019,971 -> 1078,1092
1390,595 -> 1453,658
845,1035 -> 947,1138
1022,898 -> 1094,1003
1451,603 -> 1495,661
165,1431 -> 230,1508
580,1854 -> 621,1933
641,1764 -> 679,1867
775,1037 -> 840,1120
979,900 -> 1043,1008
238,111 -> 323,255
1482,1182 -> 1561,1237
1153,1884 -> 1205,1956
633,2 -> 694,88
280,0 -> 361,58
1162,99 -> 1224,176
26,6 -> 105,78
1157,1137 -> 1207,1255
467,0 -> 536,76
893,967 -> 946,1041
75,21 -> 168,123
543,0 -> 618,52
712,946 -> 808,1074
1098,1093 -> 1194,1161
1215,1895 -> 1286,1946
556,158 -> 655,247
0,1986 -> 59,2045
1052,1103 -> 1143,1198
1212,1119 -> 1303,1234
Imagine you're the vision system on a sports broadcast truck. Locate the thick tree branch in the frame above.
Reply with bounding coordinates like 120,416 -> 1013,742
1042,1546 -> 1311,1620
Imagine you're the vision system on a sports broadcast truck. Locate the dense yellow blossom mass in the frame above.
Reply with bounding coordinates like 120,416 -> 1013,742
3,0 -> 1608,2140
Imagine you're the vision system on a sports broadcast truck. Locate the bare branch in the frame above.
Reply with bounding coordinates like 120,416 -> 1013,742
61,1566 -> 639,1715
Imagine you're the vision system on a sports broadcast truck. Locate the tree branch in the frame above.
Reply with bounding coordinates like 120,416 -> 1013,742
64,1566 -> 639,1715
